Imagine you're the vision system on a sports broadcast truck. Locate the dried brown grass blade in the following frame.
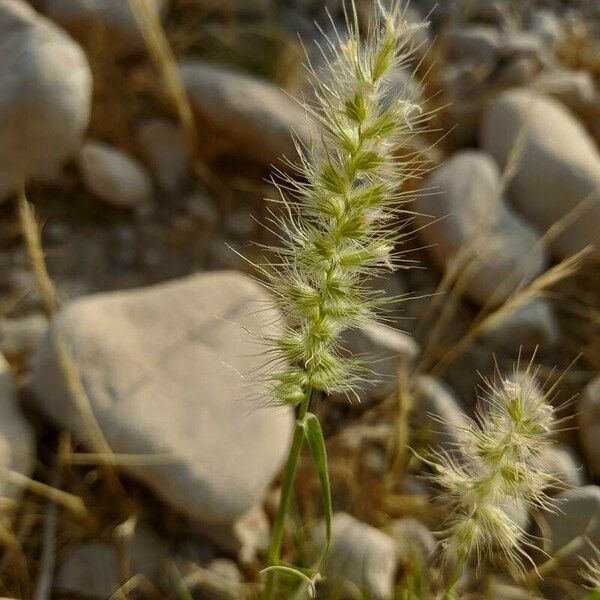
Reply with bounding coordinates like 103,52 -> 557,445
16,187 -> 113,457
430,248 -> 591,376
127,0 -> 212,185
0,469 -> 87,519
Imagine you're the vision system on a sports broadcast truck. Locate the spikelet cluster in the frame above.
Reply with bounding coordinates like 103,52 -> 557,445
261,2 -> 429,406
429,370 -> 558,572
582,555 -> 600,593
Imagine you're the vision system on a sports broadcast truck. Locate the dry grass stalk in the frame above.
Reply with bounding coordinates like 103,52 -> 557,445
16,187 -> 113,458
65,452 -> 176,467
385,365 -> 414,484
0,517 -> 28,585
0,469 -> 86,520
415,115 -> 530,368
418,190 -> 596,377
0,496 -> 39,597
430,248 -> 591,377
417,96 -> 598,374
127,0 -> 213,185
16,190 -> 57,319
107,574 -> 146,600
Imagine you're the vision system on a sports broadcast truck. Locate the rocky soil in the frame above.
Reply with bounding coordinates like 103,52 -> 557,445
0,0 -> 599,598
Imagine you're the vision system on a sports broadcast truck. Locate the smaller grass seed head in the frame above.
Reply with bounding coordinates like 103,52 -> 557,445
430,367 -> 560,573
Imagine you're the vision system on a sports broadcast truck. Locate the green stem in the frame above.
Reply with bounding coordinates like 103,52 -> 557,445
443,556 -> 464,599
264,388 -> 314,600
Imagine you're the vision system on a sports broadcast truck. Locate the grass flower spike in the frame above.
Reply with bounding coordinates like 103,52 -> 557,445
263,2 -> 428,406
258,2 -> 429,597
430,368 -> 559,582
582,552 -> 600,597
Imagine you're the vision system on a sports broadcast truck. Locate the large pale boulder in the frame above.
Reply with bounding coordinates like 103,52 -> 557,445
31,272 -> 294,524
180,60 -> 311,167
480,89 -> 600,259
0,0 -> 92,199
416,150 -> 547,306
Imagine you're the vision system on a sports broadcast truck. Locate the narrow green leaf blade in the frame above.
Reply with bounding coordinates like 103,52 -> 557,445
260,565 -> 317,598
304,413 -> 332,565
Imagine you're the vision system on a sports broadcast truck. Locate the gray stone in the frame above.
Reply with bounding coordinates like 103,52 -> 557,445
441,61 -> 481,101
382,66 -> 424,109
541,485 -> 600,569
416,150 -> 547,306
0,314 -> 47,359
480,299 -> 560,351
463,0 -> 505,24
122,524 -> 169,584
363,272 -> 408,319
529,10 -> 563,49
507,496 -> 531,531
334,422 -> 391,452
55,526 -> 167,599
31,271 -> 294,524
77,140 -> 154,208
223,211 -> 256,238
539,444 -> 585,491
55,541 -> 119,599
180,60 -> 311,167
179,556 -> 244,600
402,474 -> 430,498
187,0 -> 271,16
492,55 -> 540,88
0,0 -> 92,199
485,578 -> 535,599
413,375 -> 468,454
186,191 -> 218,228
415,0 -> 455,28
534,69 -> 597,107
45,0 -> 169,56
7,269 -> 44,311
315,512 -> 397,599
361,445 -> 387,477
440,64 -> 484,147
206,558 -> 243,584
480,89 -> 600,259
443,25 -> 501,65
136,118 -> 190,196
340,322 -> 419,398
579,375 -> 600,477
386,517 -> 436,566
0,353 -> 35,503
501,31 -> 545,60
200,504 -> 270,565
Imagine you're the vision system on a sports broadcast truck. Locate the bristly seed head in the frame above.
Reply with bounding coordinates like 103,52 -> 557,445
581,552 -> 600,592
258,1 -> 430,405
429,367 -> 561,574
